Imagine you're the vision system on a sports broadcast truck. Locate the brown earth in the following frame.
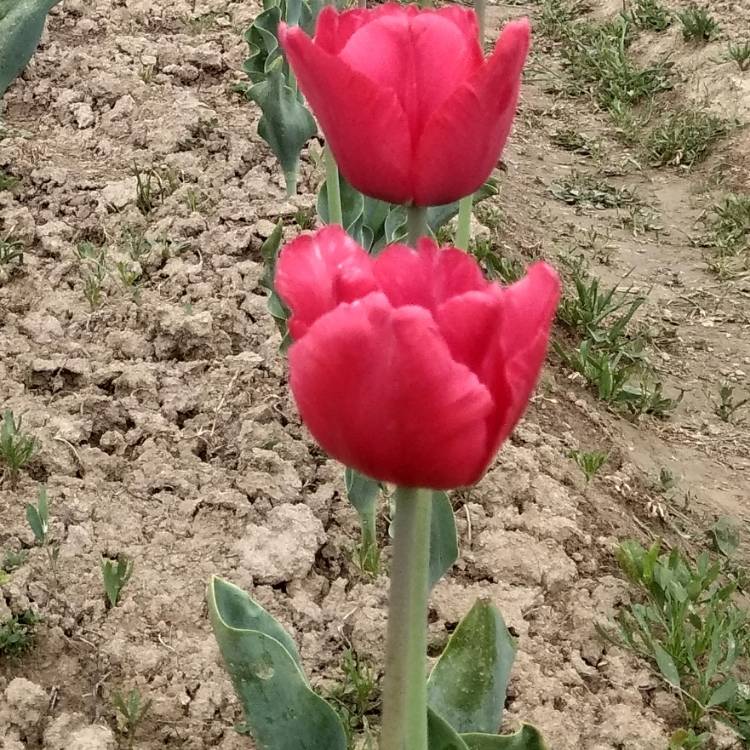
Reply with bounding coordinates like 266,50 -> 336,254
0,0 -> 747,748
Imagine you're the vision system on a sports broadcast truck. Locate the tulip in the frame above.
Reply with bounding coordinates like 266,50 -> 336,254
275,225 -> 560,490
279,4 -> 530,207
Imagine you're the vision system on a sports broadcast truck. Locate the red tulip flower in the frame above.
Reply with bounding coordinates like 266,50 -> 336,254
279,4 -> 530,207
275,226 -> 560,490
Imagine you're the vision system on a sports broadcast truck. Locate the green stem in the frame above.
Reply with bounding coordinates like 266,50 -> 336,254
325,145 -> 343,227
407,205 -> 428,247
455,195 -> 473,250
476,0 -> 486,46
380,487 -> 432,750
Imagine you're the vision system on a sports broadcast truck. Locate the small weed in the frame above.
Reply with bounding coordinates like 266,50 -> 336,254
133,164 -> 181,215
550,128 -> 600,156
605,540 -> 750,739
0,409 -> 37,486
0,235 -> 24,266
703,195 -> 750,276
713,383 -> 748,423
669,728 -> 710,749
294,206 -> 316,231
26,485 -> 60,573
327,648 -> 380,748
0,610 -> 39,657
183,11 -> 224,34
646,110 -> 729,168
726,41 -> 750,71
677,5 -> 720,43
558,270 -> 646,348
113,688 -> 152,749
570,449 -> 608,483
76,242 -> 109,309
102,555 -> 134,609
0,169 -> 19,191
622,0 -> 672,32
539,0 -> 587,40
470,239 -> 525,283
550,172 -> 639,209
183,187 -> 205,214
559,16 -> 673,111
2,549 -> 28,573
620,205 -> 664,238
116,261 -> 142,297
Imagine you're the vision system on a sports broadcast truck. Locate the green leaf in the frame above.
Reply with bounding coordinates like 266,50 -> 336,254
210,577 -> 302,669
429,491 -> 458,589
248,69 -> 317,195
345,467 -> 381,572
0,0 -> 61,99
653,643 -> 681,688
317,173 -> 364,236
25,504 -> 44,543
707,678 -> 737,708
462,725 -> 548,750
243,6 -> 284,84
429,708 -> 470,750
208,577 -> 347,750
710,517 -> 740,558
428,600 -> 517,734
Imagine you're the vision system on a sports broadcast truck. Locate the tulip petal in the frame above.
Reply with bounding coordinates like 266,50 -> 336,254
373,239 -> 488,313
413,18 -> 531,206
280,23 -> 413,204
487,262 -> 560,450
289,293 -> 494,489
275,225 -> 377,339
314,5 -> 370,54
339,10 -> 482,141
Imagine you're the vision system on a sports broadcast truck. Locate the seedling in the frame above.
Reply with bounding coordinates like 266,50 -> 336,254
76,241 -> 109,309
470,239 -> 524,283
668,728 -> 710,749
26,485 -> 60,572
0,235 -> 24,266
133,164 -> 181,215
102,555 -> 134,609
1,549 -> 27,573
112,687 -> 152,749
646,110 -> 728,168
622,0 -> 672,32
295,206 -> 316,230
726,41 -> 750,71
570,449 -> 608,483
704,195 -> 750,260
605,540 -> 750,738
0,610 -> 38,657
327,648 -> 381,748
0,409 -> 37,486
0,169 -> 19,191
713,383 -> 748,423
677,5 -> 720,43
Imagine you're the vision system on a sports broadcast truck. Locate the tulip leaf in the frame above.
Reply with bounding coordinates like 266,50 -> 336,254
0,0 -> 61,99
317,173 -> 364,241
249,68 -> 317,195
345,467 -> 381,574
258,220 -> 291,346
429,707 -> 471,750
461,726 -> 548,750
429,491 -> 458,589
244,0 -> 322,84
428,599 -> 517,734
384,205 -> 408,245
208,577 -> 347,750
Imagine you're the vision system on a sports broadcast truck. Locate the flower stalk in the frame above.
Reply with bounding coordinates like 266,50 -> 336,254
379,487 -> 432,750
407,205 -> 428,247
325,145 -> 344,227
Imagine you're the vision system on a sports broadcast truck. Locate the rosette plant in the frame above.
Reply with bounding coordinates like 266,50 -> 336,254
209,3 -> 561,750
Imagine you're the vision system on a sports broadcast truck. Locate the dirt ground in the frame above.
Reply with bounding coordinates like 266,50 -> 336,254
0,0 -> 748,748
